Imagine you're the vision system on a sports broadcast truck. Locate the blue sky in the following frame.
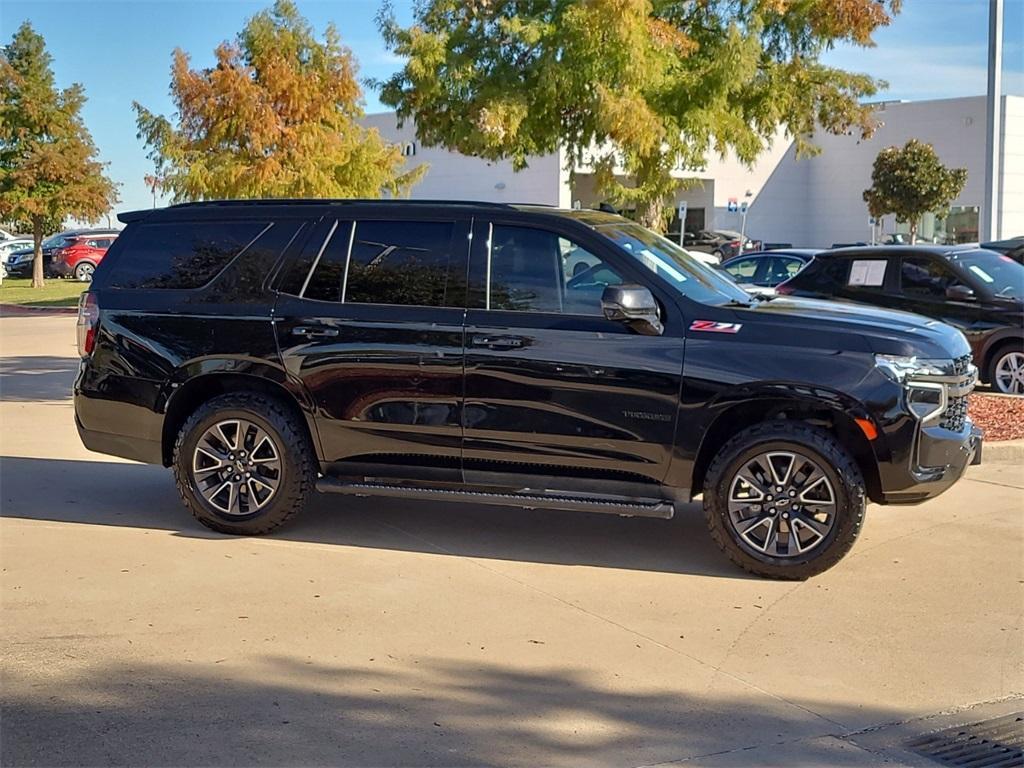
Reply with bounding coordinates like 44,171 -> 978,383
3,0 -> 1022,215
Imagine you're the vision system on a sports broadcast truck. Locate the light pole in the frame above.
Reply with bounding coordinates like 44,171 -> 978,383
983,0 -> 1003,242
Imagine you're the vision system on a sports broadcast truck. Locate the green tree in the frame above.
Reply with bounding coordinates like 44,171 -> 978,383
378,0 -> 901,228
863,139 -> 967,243
135,0 -> 424,202
0,22 -> 117,287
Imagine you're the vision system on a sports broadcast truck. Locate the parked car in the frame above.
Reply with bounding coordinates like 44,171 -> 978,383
684,229 -> 760,260
0,227 -> 21,241
0,237 -> 32,259
777,245 -> 1024,394
5,228 -> 120,277
719,249 -> 819,293
76,200 -> 981,579
50,233 -> 118,281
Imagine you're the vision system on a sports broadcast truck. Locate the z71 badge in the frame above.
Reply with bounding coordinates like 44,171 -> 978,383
690,320 -> 743,334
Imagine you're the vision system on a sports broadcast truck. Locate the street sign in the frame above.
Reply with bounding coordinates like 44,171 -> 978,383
727,198 -> 738,213
740,201 -> 748,214
677,201 -> 688,246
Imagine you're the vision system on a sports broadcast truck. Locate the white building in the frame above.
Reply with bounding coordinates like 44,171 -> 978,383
364,94 -> 1023,247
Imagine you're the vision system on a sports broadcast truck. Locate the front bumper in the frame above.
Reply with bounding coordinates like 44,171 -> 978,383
880,422 -> 982,504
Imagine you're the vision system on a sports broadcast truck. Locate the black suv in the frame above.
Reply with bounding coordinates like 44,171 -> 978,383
777,246 -> 1024,395
75,201 -> 981,579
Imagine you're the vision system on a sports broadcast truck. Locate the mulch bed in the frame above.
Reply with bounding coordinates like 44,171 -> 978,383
969,393 -> 1024,442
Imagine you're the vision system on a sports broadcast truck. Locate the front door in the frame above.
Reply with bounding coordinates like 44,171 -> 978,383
461,219 -> 685,488
274,215 -> 470,480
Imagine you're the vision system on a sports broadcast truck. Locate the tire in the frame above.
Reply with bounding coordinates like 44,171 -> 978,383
703,422 -> 866,579
74,261 -> 95,282
172,392 -> 316,535
987,344 -> 1024,396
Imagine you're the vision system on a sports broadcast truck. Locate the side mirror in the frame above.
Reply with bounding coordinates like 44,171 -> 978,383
601,284 -> 664,336
946,284 -> 975,301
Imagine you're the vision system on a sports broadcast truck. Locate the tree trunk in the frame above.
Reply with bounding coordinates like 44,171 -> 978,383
635,198 -> 664,230
31,217 -> 45,289
909,220 -> 919,245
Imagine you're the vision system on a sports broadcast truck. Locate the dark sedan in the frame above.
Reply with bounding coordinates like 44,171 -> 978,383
683,229 -> 761,260
777,245 -> 1024,394
719,249 -> 819,292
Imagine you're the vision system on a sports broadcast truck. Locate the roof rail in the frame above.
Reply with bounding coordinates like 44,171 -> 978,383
167,198 -> 518,210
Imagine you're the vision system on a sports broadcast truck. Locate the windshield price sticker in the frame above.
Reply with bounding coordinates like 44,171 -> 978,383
849,260 -> 887,287
969,264 -> 995,283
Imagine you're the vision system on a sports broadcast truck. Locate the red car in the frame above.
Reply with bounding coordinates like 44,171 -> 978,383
51,234 -> 118,281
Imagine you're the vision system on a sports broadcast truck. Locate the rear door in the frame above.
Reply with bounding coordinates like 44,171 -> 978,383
273,215 -> 470,480
461,217 -> 685,489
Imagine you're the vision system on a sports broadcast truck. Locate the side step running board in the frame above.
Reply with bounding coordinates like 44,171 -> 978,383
315,478 -> 675,519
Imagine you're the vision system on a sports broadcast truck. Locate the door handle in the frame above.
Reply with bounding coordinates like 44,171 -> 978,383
292,326 -> 339,338
470,334 -> 527,349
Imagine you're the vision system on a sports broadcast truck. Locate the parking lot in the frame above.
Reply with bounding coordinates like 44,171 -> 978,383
1,313 -> 1022,767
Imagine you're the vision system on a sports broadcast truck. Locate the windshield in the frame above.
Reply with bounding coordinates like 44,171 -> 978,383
948,249 -> 1024,299
41,234 -> 71,249
596,222 -> 753,305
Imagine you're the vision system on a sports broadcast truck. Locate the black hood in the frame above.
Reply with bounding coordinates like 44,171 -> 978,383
734,296 -> 971,359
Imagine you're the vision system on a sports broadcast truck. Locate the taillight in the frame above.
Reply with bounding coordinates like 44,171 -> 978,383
77,291 -> 99,357
729,240 -> 741,248
775,283 -> 795,296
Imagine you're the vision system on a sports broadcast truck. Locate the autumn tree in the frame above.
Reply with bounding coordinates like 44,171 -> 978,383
379,0 -> 901,228
863,139 -> 967,243
0,22 -> 117,287
135,0 -> 423,202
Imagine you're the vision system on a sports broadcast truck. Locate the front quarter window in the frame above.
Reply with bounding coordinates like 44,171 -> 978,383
596,222 -> 752,305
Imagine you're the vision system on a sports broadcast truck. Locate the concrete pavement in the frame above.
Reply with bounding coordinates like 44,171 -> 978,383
1,315 -> 1022,766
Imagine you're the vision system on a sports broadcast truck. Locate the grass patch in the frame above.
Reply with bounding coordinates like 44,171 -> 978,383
0,277 -> 87,307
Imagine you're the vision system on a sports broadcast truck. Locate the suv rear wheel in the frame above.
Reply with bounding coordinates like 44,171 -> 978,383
173,392 -> 315,535
703,422 -> 866,579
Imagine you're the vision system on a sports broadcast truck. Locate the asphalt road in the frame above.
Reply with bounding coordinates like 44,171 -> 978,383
2,314 -> 1022,767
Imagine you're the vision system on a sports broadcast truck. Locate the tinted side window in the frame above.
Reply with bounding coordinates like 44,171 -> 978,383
768,256 -> 803,283
901,256 -> 961,298
303,221 -> 354,303
489,226 -> 621,315
724,258 -> 760,283
108,221 -> 268,289
490,226 -> 563,312
345,220 -> 454,307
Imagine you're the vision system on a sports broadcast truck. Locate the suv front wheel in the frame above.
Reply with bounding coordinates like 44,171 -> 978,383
703,422 -> 866,579
173,392 -> 316,535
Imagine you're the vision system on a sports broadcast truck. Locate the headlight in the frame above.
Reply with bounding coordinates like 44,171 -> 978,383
874,354 -> 951,382
875,355 -> 954,424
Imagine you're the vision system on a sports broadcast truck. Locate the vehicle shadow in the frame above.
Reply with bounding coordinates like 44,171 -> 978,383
0,355 -> 77,402
0,654 -> 902,767
0,455 -> 751,579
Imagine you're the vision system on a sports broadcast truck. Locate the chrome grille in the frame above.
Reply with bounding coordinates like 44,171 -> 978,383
940,354 -> 975,432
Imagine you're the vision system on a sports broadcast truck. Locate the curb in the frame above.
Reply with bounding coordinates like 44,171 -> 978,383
0,303 -> 77,316
984,439 -> 1024,464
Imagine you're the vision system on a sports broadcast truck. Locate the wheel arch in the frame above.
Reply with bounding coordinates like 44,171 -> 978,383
161,369 -> 320,467
690,395 -> 883,504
